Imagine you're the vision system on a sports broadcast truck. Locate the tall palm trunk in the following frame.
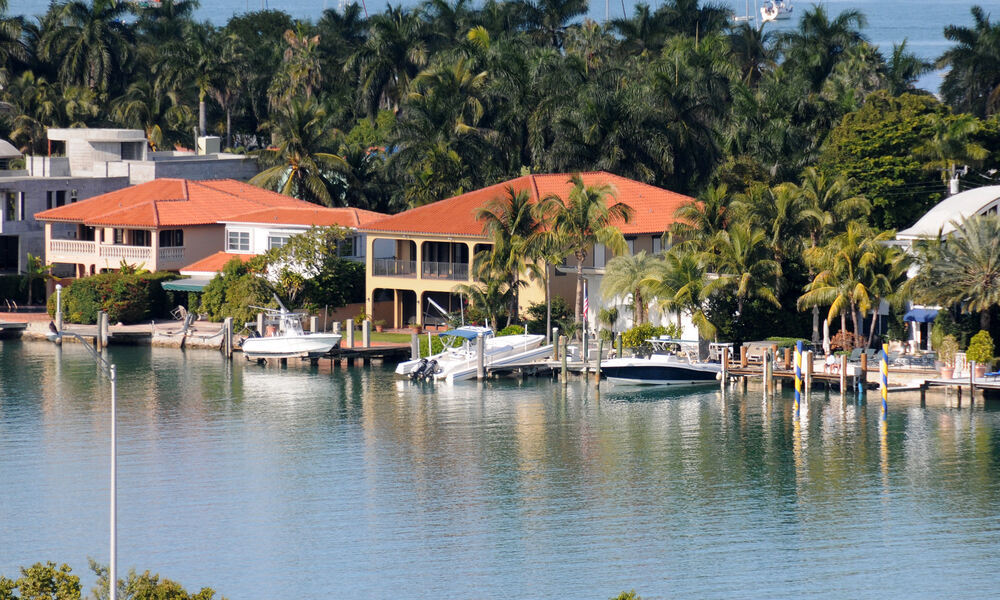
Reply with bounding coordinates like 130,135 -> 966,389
545,265 -> 552,342
841,311 -> 849,350
850,302 -> 861,347
199,96 -> 207,137
867,304 -> 879,348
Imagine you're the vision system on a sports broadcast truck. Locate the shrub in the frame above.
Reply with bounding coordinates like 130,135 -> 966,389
966,330 -> 994,366
938,335 -> 959,366
525,296 -> 573,336
199,257 -> 273,324
47,272 -> 179,324
620,322 -> 682,350
497,324 -> 524,336
766,336 -> 810,348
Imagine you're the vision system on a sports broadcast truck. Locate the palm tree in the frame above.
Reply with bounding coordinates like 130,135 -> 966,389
110,80 -> 193,150
40,0 -> 136,93
727,22 -> 776,87
778,5 -> 867,91
137,0 -> 198,43
910,214 -> 1000,330
884,40 -> 933,96
731,182 -> 810,268
347,6 -> 429,117
643,248 -> 716,338
862,241 -> 912,348
670,183 -> 730,248
937,6 -> 1000,117
514,0 -> 588,48
453,278 -> 512,329
534,174 -> 633,328
913,113 -> 989,187
610,3 -> 668,56
0,0 -> 26,87
656,0 -> 731,40
475,186 -> 541,325
250,98 -> 348,206
602,250 -> 655,325
703,226 -> 781,317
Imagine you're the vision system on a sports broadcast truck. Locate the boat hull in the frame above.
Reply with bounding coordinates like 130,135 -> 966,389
242,333 -> 342,359
601,359 -> 720,386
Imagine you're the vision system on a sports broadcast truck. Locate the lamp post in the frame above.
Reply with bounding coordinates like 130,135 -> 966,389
54,284 -> 62,332
49,328 -> 116,600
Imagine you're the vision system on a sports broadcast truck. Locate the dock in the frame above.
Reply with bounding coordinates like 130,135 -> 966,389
0,322 -> 27,338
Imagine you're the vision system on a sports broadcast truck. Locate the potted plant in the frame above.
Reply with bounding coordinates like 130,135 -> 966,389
966,330 -> 994,377
374,319 -> 386,333
938,335 -> 959,379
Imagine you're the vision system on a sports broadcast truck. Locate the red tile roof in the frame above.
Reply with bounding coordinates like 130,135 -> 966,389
34,179 -> 335,227
180,251 -> 253,273
223,206 -> 386,228
361,172 -> 694,237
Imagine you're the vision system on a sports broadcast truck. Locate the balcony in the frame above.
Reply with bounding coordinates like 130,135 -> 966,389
421,260 -> 469,281
373,258 -> 417,277
47,239 -> 185,269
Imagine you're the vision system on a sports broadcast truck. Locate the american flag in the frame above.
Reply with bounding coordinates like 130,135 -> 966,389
582,280 -> 589,326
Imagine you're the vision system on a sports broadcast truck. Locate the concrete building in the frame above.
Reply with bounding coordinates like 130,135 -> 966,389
35,179 -> 328,277
0,128 -> 256,275
358,172 -> 694,330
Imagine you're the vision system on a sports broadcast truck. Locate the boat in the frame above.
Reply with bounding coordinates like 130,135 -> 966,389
241,300 -> 342,360
760,0 -> 792,23
395,326 -> 548,383
600,337 -> 722,386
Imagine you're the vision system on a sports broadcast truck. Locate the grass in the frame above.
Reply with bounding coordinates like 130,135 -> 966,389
370,332 -> 414,344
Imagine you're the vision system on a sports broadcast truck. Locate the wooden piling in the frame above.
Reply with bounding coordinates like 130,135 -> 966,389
411,333 -> 419,359
344,319 -> 354,349
310,316 -> 318,333
223,317 -> 233,358
615,333 -> 623,359
740,345 -> 747,368
257,312 -> 265,336
840,354 -> 848,391
860,351 -> 868,378
553,329 -> 560,361
560,335 -> 568,384
595,338 -> 604,384
721,347 -> 729,389
783,347 -> 791,370
477,334 -> 485,380
764,349 -> 773,396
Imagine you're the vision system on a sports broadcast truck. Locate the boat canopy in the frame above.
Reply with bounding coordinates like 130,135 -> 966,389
903,308 -> 939,323
161,278 -> 212,292
439,329 -> 483,340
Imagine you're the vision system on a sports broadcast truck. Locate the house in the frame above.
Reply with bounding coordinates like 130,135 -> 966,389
34,178 -> 349,278
174,206 -> 386,290
0,128 -> 256,276
358,172 -> 695,330
894,185 -> 1000,349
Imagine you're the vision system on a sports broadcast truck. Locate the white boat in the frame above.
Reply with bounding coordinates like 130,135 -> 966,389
241,303 -> 341,360
760,0 -> 792,23
600,338 -> 721,386
396,326 -> 547,383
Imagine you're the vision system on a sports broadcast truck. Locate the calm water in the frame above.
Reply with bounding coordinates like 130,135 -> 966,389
2,339 -> 1000,598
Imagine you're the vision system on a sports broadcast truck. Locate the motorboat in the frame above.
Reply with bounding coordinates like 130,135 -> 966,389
396,326 -> 549,383
760,0 -> 792,23
600,337 -> 721,386
241,301 -> 341,360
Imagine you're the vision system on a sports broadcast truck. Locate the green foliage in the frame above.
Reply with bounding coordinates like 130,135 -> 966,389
766,337 -> 810,348
264,226 -> 364,309
525,296 -> 573,337
199,257 -> 273,324
497,325 -> 524,336
966,330 -> 994,365
930,309 -> 979,348
620,322 -> 681,350
611,592 -> 641,600
938,334 -> 960,366
419,335 -> 445,357
0,562 -> 80,600
46,272 -> 179,324
0,275 -> 45,305
86,559 -> 223,600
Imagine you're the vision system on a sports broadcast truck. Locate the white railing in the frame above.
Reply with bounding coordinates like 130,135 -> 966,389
49,240 -> 96,255
99,245 -> 151,261
158,247 -> 185,262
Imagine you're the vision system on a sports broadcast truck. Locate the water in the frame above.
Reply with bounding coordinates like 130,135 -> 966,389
2,339 -> 1000,598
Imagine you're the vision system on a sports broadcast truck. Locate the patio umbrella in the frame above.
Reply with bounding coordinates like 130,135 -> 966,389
823,318 -> 831,355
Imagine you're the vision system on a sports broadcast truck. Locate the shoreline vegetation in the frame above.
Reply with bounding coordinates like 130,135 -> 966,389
0,0 -> 998,360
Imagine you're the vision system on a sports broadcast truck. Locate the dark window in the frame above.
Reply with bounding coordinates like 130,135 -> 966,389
121,142 -> 143,160
3,191 -> 15,222
159,229 -> 184,247
80,225 -> 95,241
113,228 -> 124,244
46,191 -> 52,210
132,230 -> 151,247
55,190 -> 65,207
70,189 -> 77,203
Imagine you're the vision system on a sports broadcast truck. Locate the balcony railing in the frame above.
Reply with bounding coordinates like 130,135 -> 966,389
49,240 -> 96,255
48,240 -> 154,263
158,247 -> 185,262
421,260 -> 469,280
99,244 -> 151,261
373,258 -> 417,277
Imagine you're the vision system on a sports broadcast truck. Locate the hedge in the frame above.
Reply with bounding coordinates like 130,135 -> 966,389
47,271 -> 180,324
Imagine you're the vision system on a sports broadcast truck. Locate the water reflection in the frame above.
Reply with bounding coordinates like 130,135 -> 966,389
2,339 -> 1000,599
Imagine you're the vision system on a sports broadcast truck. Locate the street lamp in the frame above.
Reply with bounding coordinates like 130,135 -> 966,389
48,327 -> 117,600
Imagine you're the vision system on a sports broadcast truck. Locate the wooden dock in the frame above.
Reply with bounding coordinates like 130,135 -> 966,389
0,322 -> 26,338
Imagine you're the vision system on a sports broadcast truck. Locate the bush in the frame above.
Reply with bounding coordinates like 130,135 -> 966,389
766,336 -> 809,348
525,296 -> 573,336
939,335 -> 959,366
497,324 -> 524,336
966,330 -> 994,366
199,257 -> 273,324
47,271 -> 179,324
620,322 -> 681,350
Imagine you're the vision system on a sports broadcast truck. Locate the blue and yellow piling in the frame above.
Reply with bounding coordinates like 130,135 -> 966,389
880,343 -> 889,423
793,340 -> 802,417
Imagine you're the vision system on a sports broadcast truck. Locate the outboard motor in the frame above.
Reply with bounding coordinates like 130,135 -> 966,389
422,359 -> 439,381
409,358 -> 429,380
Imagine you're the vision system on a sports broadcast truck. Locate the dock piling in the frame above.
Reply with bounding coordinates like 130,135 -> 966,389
840,354 -> 848,392
970,361 -> 976,404
96,311 -> 106,351
721,347 -> 729,389
410,333 -> 419,359
784,347 -> 791,371
310,316 -> 318,333
560,335 -> 568,384
740,345 -> 747,368
333,321 -> 341,334
257,313 -> 265,336
223,317 -> 233,358
345,319 -> 354,349
615,333 -> 622,359
595,338 -> 604,384
552,328 -> 560,361
362,320 -> 371,348
477,334 -> 485,380
803,350 -> 812,396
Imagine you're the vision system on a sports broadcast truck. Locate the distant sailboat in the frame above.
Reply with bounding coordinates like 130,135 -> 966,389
760,0 -> 793,23
732,0 -> 757,25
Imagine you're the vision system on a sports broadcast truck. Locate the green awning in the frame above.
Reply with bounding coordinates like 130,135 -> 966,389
161,278 -> 212,292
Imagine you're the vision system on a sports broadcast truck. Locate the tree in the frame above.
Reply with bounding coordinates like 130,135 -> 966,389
910,214 -> 1000,330
0,0 -> 26,87
670,183 -> 730,248
884,40 -> 933,96
39,0 -> 136,94
514,0 -> 587,48
703,225 -> 781,317
250,98 -> 348,206
912,112 -> 989,187
533,174 -> 633,329
474,186 -> 541,325
602,250 -> 654,325
22,253 -> 51,306
938,6 -> 1000,117
263,226 -> 363,309
643,247 -> 715,337
347,6 -> 429,117
778,5 -> 867,92
861,241 -> 911,347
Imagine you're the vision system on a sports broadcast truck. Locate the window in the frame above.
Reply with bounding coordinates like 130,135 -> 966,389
70,189 -> 78,203
55,190 -> 66,207
46,191 -> 52,210
159,229 -> 184,247
267,235 -> 289,250
652,236 -> 662,254
80,226 -> 95,241
113,228 -> 125,244
132,230 -> 151,247
3,191 -> 14,222
121,142 -> 143,161
228,230 -> 250,252
626,237 -> 635,255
